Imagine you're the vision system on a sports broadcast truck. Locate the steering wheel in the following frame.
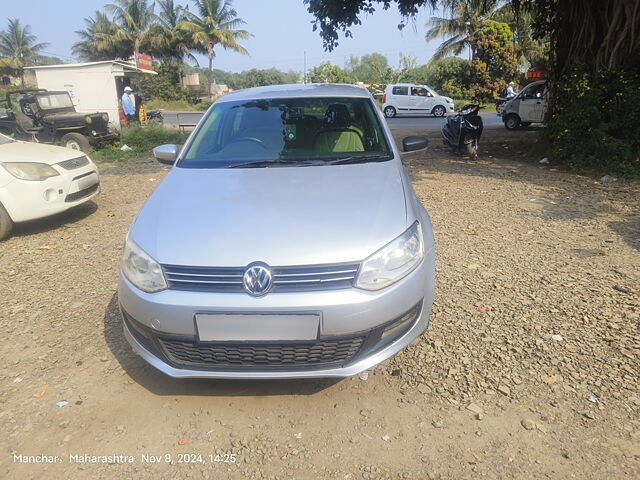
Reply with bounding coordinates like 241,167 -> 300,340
229,137 -> 267,149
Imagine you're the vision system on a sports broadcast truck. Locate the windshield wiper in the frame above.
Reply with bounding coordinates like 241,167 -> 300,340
228,159 -> 317,169
325,154 -> 392,165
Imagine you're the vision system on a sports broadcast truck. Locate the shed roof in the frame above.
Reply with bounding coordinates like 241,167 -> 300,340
25,60 -> 157,74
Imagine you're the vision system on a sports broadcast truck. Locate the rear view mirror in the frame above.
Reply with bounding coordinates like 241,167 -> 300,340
153,144 -> 178,165
402,136 -> 428,152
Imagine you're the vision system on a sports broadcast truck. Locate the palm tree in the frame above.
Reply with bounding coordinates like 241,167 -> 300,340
148,0 -> 197,71
105,0 -> 156,56
72,11 -> 128,61
0,18 -> 49,86
180,0 -> 251,94
425,0 -> 504,63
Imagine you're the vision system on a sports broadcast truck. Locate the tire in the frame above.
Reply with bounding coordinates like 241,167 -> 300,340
61,133 -> 91,152
432,105 -> 446,117
0,202 -> 14,241
504,114 -> 521,130
465,140 -> 478,159
383,106 -> 396,118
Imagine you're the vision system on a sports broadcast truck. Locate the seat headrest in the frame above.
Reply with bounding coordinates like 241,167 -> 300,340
324,104 -> 351,128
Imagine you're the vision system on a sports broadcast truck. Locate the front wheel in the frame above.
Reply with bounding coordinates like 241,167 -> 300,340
0,202 -> 14,241
504,114 -> 521,130
61,133 -> 91,152
432,105 -> 446,117
383,106 -> 396,118
465,140 -> 478,159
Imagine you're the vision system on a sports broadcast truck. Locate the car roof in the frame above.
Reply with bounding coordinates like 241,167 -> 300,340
218,83 -> 371,103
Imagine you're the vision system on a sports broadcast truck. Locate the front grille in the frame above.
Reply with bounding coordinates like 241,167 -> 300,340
159,336 -> 364,369
65,183 -> 98,202
163,262 -> 360,293
57,156 -> 89,170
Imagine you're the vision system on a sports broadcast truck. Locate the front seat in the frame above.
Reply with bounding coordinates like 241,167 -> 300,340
314,104 -> 364,153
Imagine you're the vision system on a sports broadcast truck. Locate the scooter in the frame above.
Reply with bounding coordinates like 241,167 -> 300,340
441,104 -> 484,158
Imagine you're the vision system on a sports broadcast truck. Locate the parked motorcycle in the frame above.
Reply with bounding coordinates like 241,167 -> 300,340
146,109 -> 164,124
441,104 -> 484,158
495,97 -> 508,114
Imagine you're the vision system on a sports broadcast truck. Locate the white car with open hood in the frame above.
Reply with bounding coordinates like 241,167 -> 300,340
0,133 -> 100,240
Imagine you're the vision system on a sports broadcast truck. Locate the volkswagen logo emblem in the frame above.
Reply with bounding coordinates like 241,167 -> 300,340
242,263 -> 273,297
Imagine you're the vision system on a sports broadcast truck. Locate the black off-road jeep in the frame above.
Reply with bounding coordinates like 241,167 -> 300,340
0,89 -> 118,152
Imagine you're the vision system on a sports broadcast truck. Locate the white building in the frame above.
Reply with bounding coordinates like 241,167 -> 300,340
25,61 -> 156,128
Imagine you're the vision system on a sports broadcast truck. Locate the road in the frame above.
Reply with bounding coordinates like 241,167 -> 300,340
162,111 -> 505,131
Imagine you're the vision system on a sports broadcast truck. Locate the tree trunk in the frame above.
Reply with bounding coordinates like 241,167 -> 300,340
208,52 -> 213,98
205,41 -> 217,98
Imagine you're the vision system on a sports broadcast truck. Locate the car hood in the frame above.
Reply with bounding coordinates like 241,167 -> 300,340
131,161 -> 409,267
0,141 -> 87,165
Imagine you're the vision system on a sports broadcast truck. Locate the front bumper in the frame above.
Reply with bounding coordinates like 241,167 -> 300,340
118,248 -> 435,379
88,131 -> 119,146
0,164 -> 100,222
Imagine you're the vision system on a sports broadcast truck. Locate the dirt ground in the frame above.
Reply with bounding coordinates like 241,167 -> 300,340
1,126 -> 638,480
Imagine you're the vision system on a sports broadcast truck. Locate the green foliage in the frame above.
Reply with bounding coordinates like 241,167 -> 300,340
133,63 -> 199,103
0,18 -> 49,85
92,123 -> 187,162
396,57 -> 472,98
428,57 -> 471,98
345,53 -> 395,84
468,21 -> 518,101
547,65 -> 640,177
227,68 -> 300,89
308,62 -> 357,84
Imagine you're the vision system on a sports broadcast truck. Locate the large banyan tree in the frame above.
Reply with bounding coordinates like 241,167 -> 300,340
305,0 -> 640,174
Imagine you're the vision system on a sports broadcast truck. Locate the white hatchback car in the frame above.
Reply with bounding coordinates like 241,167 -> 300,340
382,84 -> 454,118
0,133 -> 100,240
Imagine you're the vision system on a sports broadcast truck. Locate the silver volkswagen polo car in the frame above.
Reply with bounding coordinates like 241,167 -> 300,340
118,84 -> 436,379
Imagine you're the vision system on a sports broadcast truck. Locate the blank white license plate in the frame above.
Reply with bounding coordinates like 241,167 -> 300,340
195,313 -> 320,342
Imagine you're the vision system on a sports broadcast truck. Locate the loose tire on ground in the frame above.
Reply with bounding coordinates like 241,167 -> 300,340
0,202 -> 14,241
61,133 -> 91,152
383,106 -> 396,118
504,114 -> 521,130
432,105 -> 446,117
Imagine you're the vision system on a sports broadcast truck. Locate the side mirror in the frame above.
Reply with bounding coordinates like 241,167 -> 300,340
153,144 -> 178,165
402,135 -> 428,153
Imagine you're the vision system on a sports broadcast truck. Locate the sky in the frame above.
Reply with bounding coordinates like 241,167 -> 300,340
1,0 -> 444,73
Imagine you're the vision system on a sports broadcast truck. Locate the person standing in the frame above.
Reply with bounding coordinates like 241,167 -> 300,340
121,86 -> 136,125
506,81 -> 516,99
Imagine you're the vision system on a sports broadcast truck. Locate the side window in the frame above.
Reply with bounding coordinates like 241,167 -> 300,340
411,87 -> 429,97
392,86 -> 409,95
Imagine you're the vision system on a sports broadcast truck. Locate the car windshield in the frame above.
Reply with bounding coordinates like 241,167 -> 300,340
36,93 -> 74,110
179,97 -> 392,168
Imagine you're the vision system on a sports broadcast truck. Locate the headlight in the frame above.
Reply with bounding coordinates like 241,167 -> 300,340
84,115 -> 92,124
121,235 -> 167,293
2,162 -> 60,181
355,221 -> 424,291
101,113 -> 109,122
